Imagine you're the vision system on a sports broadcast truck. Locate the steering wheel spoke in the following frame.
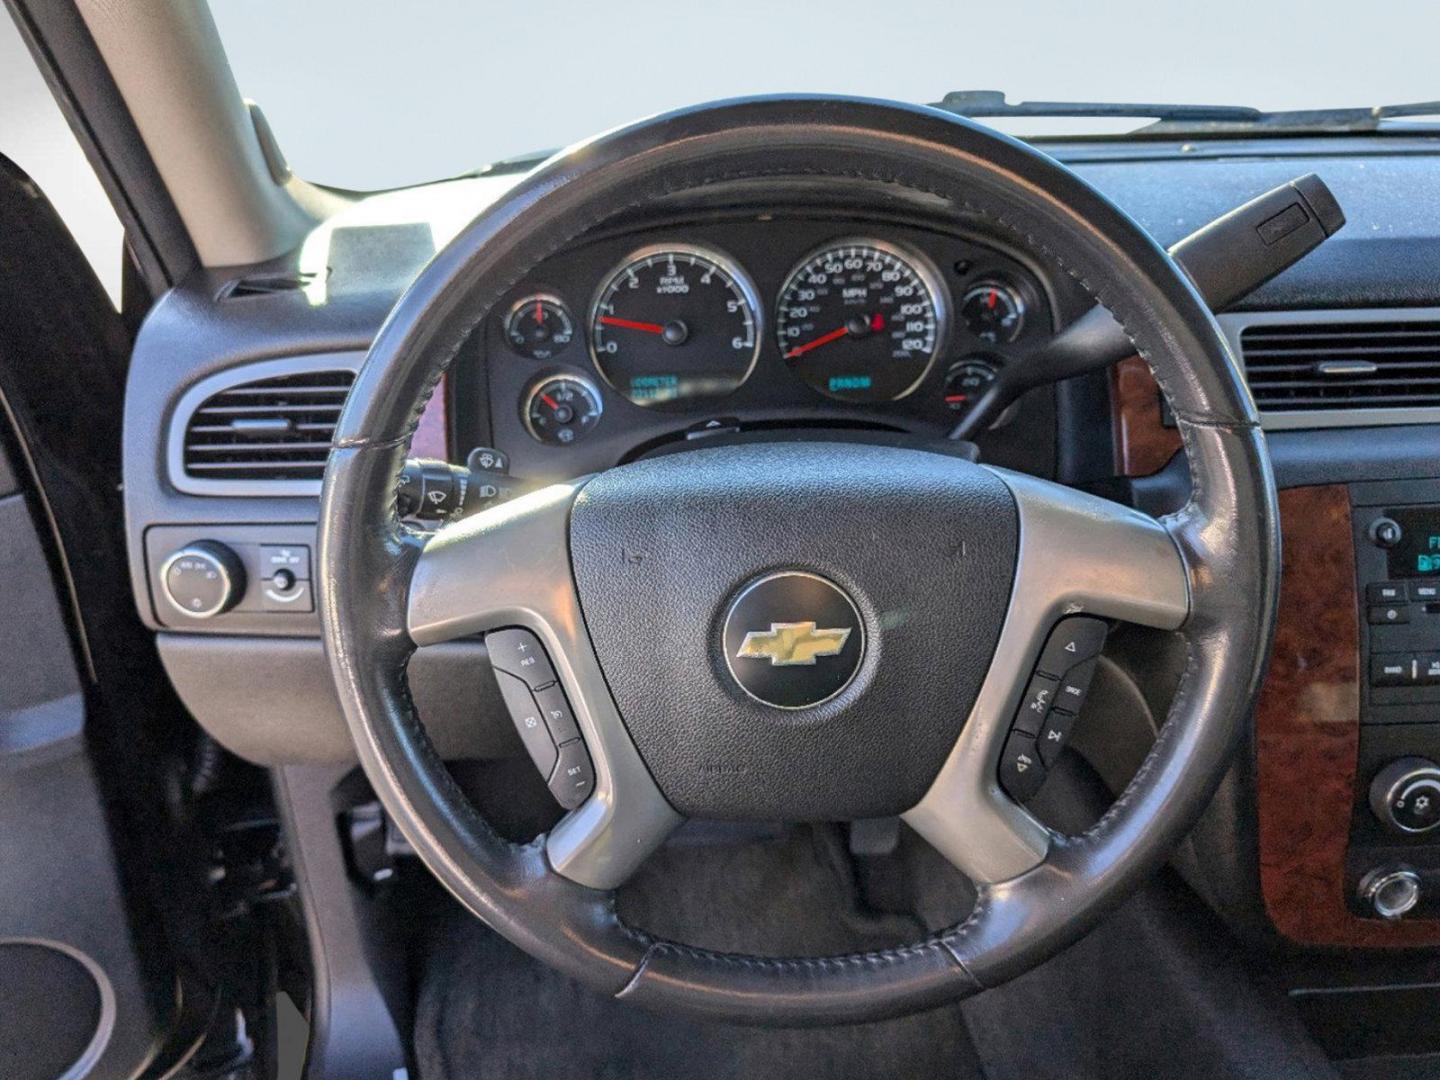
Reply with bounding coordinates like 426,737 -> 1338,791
904,468 -> 1191,884
407,482 -> 682,889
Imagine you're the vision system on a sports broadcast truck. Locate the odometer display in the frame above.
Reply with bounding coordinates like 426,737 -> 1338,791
589,244 -> 761,406
775,239 -> 946,402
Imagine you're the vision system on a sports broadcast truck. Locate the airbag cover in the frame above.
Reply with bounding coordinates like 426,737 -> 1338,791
569,442 -> 1017,819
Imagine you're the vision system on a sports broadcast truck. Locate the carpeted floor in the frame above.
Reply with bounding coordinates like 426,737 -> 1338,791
414,760 -> 1337,1080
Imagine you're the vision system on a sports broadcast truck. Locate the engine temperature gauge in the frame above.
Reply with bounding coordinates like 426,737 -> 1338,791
524,375 -> 602,445
504,294 -> 575,360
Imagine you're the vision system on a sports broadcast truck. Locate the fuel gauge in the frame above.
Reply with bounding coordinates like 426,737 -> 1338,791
524,375 -> 603,445
504,294 -> 575,360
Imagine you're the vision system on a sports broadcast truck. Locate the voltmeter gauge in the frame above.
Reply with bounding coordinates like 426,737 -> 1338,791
504,294 -> 575,360
943,358 -> 1000,412
523,375 -> 602,445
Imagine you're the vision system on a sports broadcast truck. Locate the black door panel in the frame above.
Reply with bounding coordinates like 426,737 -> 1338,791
0,154 -> 177,1077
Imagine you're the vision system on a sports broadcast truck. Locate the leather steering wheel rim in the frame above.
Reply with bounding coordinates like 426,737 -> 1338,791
318,96 -> 1280,1026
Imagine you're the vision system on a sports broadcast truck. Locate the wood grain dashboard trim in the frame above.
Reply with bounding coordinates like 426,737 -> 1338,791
1111,356 -> 1182,477
1255,485 -> 1440,947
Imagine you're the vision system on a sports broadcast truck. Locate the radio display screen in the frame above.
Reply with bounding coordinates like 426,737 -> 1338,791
1387,507 -> 1440,578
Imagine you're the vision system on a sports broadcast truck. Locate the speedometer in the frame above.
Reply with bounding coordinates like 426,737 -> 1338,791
589,244 -> 761,406
775,239 -> 946,402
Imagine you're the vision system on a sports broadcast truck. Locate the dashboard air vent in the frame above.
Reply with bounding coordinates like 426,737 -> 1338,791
181,369 -> 355,482
1240,321 -> 1440,412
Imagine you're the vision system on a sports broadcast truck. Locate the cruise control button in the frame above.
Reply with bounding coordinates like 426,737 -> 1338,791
549,740 -> 595,809
1036,617 -> 1108,678
533,684 -> 581,744
1055,657 -> 1098,714
486,628 -> 558,689
493,669 -> 558,778
1371,654 -> 1416,688
999,732 -> 1046,802
1015,672 -> 1060,736
1037,709 -> 1079,768
1368,604 -> 1411,626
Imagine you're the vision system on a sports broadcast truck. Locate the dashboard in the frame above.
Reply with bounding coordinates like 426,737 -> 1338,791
118,138 -> 1440,950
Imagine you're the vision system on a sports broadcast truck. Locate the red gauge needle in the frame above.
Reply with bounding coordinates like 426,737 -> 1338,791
987,289 -> 998,310
599,315 -> 665,335
785,325 -> 849,359
540,393 -> 559,410
535,299 -> 544,325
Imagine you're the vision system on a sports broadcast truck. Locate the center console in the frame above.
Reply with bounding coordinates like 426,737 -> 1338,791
1256,480 -> 1440,947
1348,484 -> 1440,921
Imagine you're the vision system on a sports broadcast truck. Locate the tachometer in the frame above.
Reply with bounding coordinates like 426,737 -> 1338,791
775,239 -> 946,402
589,244 -> 761,406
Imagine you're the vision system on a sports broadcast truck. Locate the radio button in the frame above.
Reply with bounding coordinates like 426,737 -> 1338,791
1371,654 -> 1416,688
999,732 -> 1045,803
1014,673 -> 1060,736
1367,582 -> 1408,604
1369,604 -> 1412,626
1036,617 -> 1107,678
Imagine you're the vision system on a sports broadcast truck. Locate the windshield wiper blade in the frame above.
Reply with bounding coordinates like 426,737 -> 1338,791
932,90 -> 1440,135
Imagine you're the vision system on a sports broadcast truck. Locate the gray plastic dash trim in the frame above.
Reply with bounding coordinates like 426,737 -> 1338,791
903,468 -> 1190,884
406,481 -> 682,890
166,351 -> 363,498
1218,307 -> 1440,432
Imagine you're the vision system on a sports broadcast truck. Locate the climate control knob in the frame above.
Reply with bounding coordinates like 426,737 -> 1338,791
161,541 -> 245,618
1370,757 -> 1440,835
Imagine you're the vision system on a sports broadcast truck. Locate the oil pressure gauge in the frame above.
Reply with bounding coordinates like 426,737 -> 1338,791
524,375 -> 602,445
504,294 -> 575,360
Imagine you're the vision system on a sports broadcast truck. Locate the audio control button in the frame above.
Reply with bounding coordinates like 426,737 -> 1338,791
1368,604 -> 1411,626
1371,653 -> 1416,687
1367,582 -> 1407,604
1370,517 -> 1404,549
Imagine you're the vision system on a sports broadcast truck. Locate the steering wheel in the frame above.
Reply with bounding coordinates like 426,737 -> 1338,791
318,97 -> 1279,1025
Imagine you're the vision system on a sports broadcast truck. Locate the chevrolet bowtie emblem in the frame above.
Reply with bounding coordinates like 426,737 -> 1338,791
735,622 -> 853,666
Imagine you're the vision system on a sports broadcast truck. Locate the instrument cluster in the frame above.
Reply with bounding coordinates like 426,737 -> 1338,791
476,215 -> 1059,464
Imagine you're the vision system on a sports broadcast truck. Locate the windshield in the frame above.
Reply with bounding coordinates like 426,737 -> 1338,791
211,0 -> 1440,191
